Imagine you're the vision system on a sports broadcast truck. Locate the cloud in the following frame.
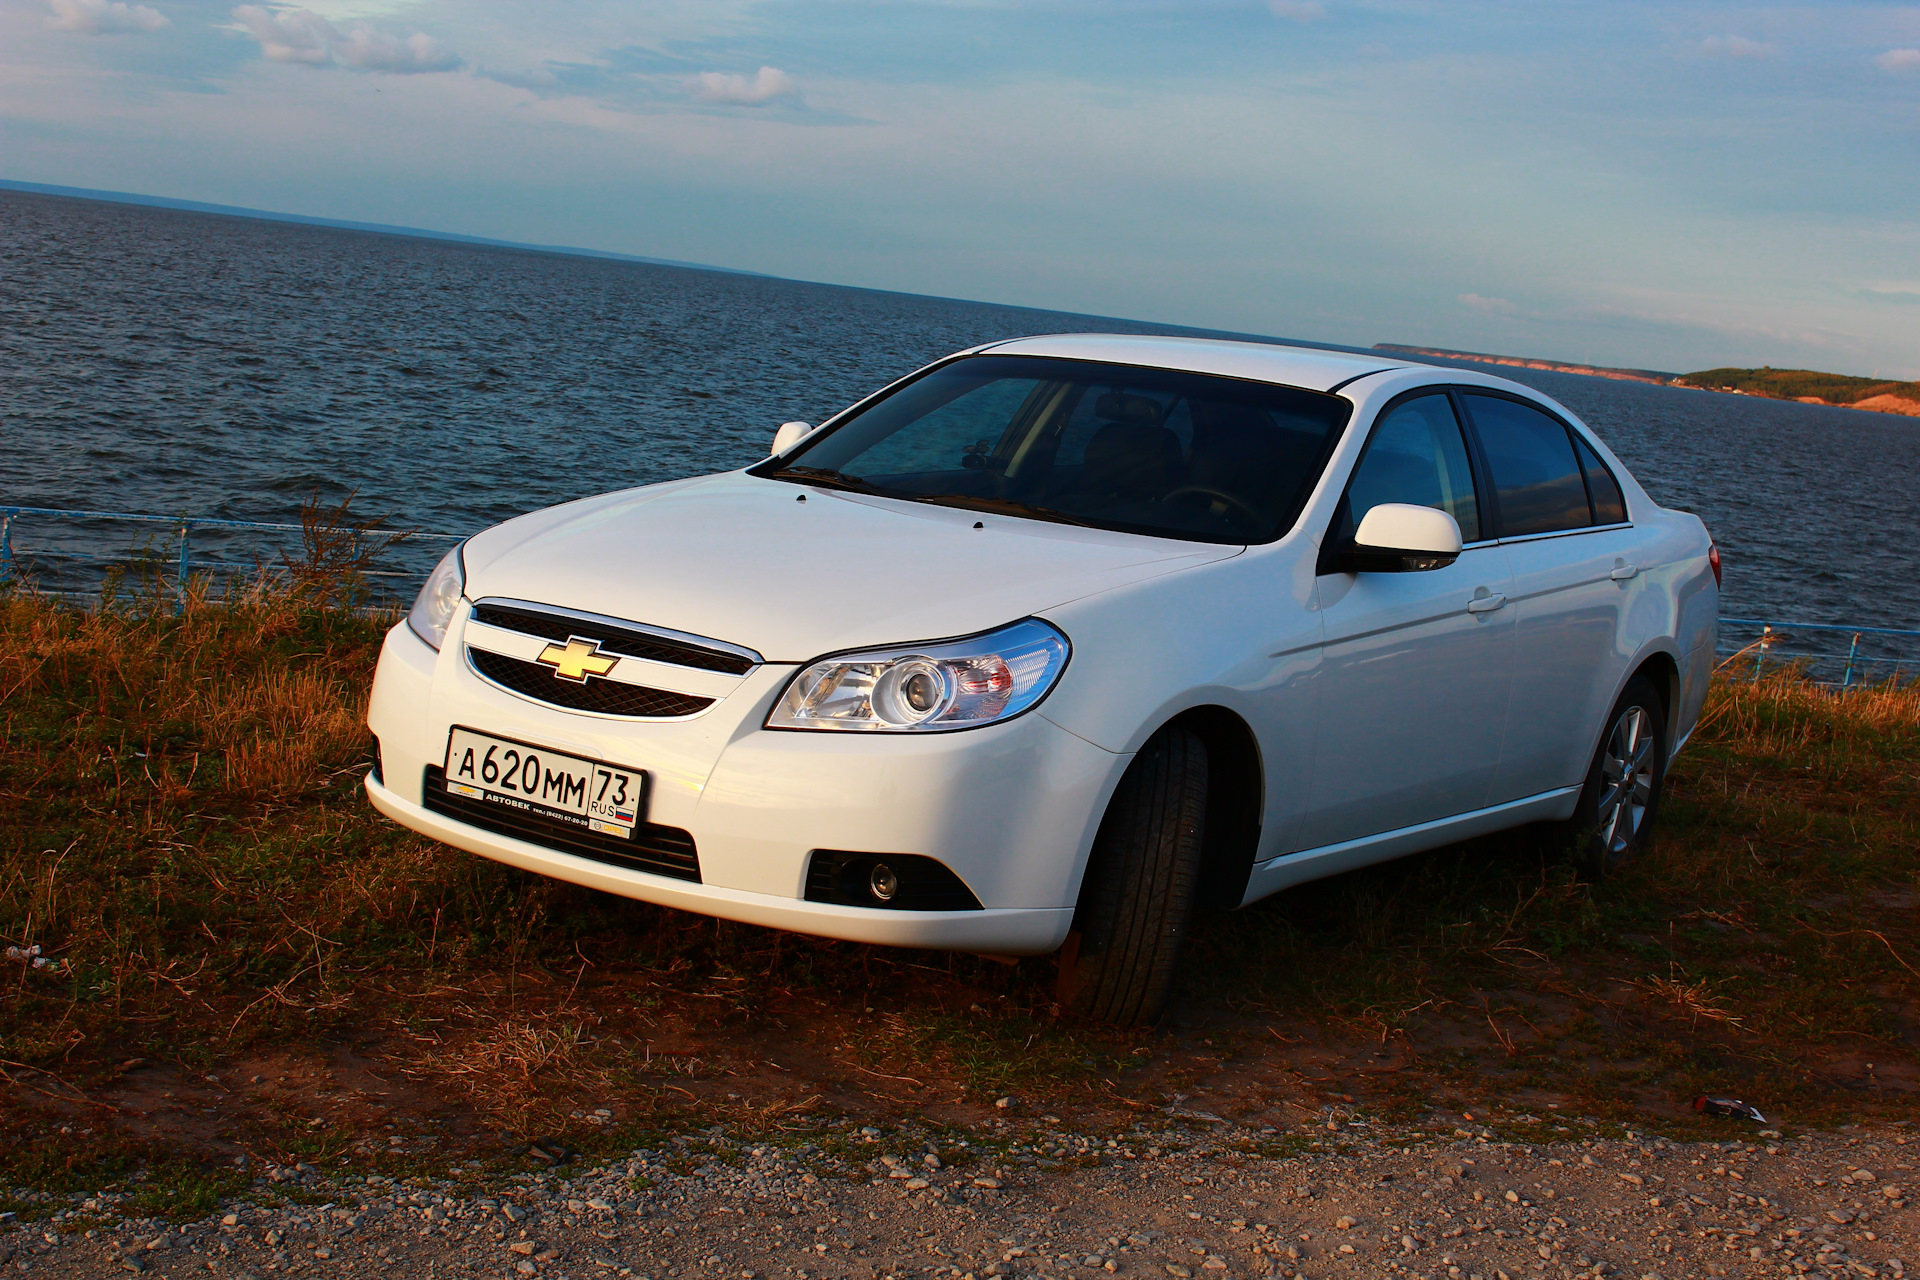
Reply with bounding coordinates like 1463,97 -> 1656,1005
1269,0 -> 1325,20
233,6 -> 329,63
693,66 -> 795,105
1699,35 -> 1772,59
231,5 -> 459,73
1876,48 -> 1920,72
332,25 -> 459,73
44,0 -> 168,34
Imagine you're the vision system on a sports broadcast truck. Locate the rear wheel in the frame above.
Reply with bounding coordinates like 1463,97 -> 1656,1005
1056,728 -> 1208,1025
1568,676 -> 1668,877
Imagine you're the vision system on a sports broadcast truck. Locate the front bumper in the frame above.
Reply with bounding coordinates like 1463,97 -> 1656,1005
365,771 -> 1073,952
366,616 -> 1118,954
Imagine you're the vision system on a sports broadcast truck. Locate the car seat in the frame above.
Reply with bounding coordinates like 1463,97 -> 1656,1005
1081,395 -> 1184,503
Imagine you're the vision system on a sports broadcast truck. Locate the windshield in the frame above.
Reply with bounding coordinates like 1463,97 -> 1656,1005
754,355 -> 1352,544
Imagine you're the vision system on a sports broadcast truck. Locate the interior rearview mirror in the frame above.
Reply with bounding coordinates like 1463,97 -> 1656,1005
1338,503 -> 1464,573
771,421 -> 813,455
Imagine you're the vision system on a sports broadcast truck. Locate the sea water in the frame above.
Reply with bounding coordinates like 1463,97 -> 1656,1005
3,188 -> 1915,646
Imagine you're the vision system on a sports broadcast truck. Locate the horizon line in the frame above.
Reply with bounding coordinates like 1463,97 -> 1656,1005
0,178 -> 1342,352
0,178 -> 773,278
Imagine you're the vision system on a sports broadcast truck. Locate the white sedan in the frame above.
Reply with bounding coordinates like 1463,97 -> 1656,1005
365,335 -> 1719,1023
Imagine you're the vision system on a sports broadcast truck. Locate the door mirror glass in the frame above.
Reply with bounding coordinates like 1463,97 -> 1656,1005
771,421 -> 813,455
1342,502 -> 1463,572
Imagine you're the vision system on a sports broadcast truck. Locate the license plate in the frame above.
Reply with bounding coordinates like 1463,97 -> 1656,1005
442,727 -> 645,839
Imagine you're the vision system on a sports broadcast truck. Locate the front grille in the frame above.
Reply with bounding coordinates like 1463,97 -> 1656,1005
470,602 -> 755,675
422,766 -> 701,882
466,648 -> 714,718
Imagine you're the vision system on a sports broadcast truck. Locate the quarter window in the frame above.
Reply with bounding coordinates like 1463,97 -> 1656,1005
1335,393 -> 1481,544
1462,393 -> 1591,537
1574,434 -> 1627,525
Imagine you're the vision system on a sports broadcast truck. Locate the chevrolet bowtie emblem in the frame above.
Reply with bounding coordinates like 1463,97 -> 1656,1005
536,636 -> 620,683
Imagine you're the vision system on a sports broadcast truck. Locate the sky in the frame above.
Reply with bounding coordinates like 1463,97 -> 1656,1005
4,1 -> 1920,378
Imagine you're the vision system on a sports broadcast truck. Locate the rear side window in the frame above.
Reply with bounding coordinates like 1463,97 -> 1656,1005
1336,393 -> 1482,543
1462,393 -> 1590,537
1574,435 -> 1627,524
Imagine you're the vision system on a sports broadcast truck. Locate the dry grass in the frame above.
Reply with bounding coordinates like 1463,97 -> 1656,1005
0,494 -> 578,1058
1181,662 -> 1920,1116
0,570 -> 1913,1188
407,1018 -> 602,1132
1636,974 -> 1747,1029
0,581 -> 366,794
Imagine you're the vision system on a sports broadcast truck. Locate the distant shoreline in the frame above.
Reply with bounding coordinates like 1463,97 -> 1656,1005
1377,343 -> 1920,419
1375,343 -> 1678,386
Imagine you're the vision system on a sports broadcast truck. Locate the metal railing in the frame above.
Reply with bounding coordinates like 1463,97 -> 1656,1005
0,505 -> 465,606
1718,616 -> 1920,687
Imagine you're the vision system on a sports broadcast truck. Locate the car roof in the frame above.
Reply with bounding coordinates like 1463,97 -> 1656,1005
977,333 -> 1411,394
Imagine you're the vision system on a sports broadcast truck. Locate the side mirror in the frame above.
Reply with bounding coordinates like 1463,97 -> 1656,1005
1337,503 -> 1463,573
771,421 -> 813,456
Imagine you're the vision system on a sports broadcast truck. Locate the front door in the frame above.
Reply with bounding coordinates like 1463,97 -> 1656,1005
1298,391 -> 1517,851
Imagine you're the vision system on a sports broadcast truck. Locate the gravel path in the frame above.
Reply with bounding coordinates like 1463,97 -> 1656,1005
10,1115 -> 1916,1280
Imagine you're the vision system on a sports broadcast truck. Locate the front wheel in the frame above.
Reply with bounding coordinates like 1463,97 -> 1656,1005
1056,728 -> 1208,1025
1567,676 -> 1668,877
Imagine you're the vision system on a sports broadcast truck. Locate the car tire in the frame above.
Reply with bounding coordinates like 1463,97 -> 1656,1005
1057,727 -> 1208,1025
1567,675 -> 1668,878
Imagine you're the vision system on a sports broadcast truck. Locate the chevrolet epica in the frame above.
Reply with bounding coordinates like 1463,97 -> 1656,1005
366,335 -> 1719,1023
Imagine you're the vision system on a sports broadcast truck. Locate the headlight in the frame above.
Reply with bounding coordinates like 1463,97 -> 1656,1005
406,544 -> 466,650
767,618 -> 1069,733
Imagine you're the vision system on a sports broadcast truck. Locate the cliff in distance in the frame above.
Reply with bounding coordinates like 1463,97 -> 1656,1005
1675,366 -> 1920,418
1377,345 -> 1920,418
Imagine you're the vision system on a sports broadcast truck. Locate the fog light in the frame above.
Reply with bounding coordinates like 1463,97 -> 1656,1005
868,862 -> 900,903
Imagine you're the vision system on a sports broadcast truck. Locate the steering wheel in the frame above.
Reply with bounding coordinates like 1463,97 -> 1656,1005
1162,485 -> 1264,526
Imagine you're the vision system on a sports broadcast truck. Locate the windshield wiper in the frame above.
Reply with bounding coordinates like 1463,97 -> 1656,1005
905,493 -> 1101,529
763,465 -> 892,495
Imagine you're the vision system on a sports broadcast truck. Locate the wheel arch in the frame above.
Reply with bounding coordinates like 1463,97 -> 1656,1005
1626,647 -> 1682,740
1159,704 -> 1265,911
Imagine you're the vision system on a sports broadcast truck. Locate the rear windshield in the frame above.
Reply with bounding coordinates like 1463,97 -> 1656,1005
753,355 -> 1351,544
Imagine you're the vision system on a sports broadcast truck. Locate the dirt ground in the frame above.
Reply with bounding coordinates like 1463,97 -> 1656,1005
13,1107 -> 1918,1280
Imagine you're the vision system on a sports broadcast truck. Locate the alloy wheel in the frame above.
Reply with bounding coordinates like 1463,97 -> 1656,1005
1595,704 -> 1656,860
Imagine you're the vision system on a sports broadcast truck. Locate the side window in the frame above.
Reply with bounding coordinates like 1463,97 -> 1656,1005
1462,393 -> 1591,537
1337,393 -> 1481,544
1574,434 -> 1627,524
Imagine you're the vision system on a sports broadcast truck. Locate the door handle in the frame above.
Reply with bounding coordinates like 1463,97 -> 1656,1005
1466,592 -> 1507,614
1610,563 -> 1640,581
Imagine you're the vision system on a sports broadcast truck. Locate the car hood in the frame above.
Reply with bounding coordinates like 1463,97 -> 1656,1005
459,472 -> 1239,661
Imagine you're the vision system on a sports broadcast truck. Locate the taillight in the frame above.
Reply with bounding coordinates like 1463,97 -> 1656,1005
1708,543 -> 1722,588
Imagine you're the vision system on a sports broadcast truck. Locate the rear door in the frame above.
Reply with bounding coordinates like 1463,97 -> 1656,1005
1460,392 -> 1645,804
1301,391 -> 1516,850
